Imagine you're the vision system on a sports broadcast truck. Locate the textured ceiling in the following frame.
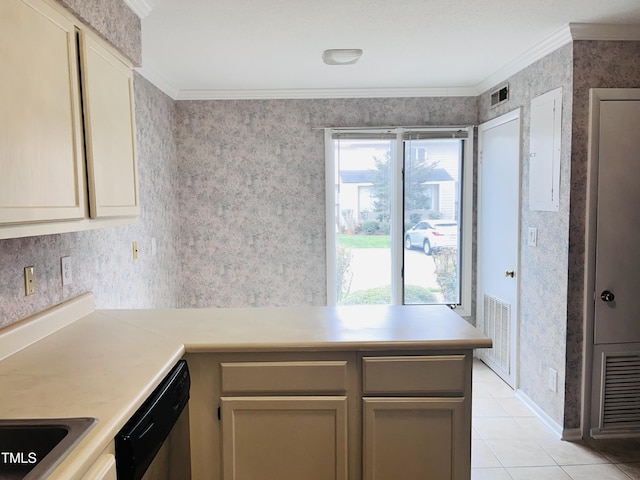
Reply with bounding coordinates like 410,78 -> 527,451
136,0 -> 640,99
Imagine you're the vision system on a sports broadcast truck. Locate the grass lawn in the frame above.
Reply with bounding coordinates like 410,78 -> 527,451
339,285 -> 439,305
338,234 -> 390,248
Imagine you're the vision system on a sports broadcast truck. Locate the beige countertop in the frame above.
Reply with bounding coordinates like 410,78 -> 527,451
108,303 -> 490,352
0,294 -> 489,479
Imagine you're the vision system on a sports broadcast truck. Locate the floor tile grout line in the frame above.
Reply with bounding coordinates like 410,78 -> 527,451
471,361 -> 640,479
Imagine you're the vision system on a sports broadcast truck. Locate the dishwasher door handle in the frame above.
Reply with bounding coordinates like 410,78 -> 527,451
137,421 -> 155,440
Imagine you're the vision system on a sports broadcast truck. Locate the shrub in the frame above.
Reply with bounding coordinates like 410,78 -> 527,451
432,247 -> 458,303
362,220 -> 379,235
336,245 -> 353,302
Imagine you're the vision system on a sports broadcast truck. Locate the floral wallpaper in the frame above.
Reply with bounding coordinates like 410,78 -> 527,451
59,0 -> 141,65
175,98 -> 478,308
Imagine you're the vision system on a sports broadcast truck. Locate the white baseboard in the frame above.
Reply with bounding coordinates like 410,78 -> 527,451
561,428 -> 584,441
515,389 -> 564,439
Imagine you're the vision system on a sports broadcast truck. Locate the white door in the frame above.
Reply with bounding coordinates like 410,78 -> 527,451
477,109 -> 521,387
594,98 -> 640,345
588,90 -> 640,436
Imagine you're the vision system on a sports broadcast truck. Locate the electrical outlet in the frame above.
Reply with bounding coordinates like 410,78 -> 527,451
61,256 -> 73,286
528,227 -> 538,247
548,368 -> 558,393
24,266 -> 36,296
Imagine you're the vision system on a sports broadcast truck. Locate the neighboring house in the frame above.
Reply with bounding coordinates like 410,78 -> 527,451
339,167 -> 456,230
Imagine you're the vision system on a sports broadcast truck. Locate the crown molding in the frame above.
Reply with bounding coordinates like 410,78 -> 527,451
135,61 -> 478,99
474,24 -> 573,95
123,0 -> 154,18
474,23 -> 640,94
135,63 -> 179,99
569,23 -> 640,41
174,86 -> 478,100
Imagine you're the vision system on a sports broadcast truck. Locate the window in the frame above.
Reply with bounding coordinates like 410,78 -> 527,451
325,127 -> 473,315
358,186 -> 374,219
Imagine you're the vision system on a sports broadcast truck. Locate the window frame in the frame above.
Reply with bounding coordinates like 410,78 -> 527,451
325,127 -> 473,316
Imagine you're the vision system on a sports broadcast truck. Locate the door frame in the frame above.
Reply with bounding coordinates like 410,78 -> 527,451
582,88 -> 640,438
476,108 -> 522,389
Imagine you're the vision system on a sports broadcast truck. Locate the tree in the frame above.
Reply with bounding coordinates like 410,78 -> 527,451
369,154 -> 391,223
369,149 -> 438,223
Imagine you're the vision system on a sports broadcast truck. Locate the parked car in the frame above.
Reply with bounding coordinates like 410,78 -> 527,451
404,220 -> 458,255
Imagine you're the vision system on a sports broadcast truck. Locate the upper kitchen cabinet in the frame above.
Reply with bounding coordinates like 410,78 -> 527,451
0,0 -> 139,239
0,0 -> 86,226
79,30 -> 139,219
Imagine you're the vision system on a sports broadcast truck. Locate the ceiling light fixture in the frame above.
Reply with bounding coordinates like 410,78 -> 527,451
322,49 -> 363,65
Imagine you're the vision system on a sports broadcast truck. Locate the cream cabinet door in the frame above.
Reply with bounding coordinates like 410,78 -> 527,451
79,30 -> 139,218
0,0 -> 86,225
363,397 -> 467,480
221,396 -> 348,480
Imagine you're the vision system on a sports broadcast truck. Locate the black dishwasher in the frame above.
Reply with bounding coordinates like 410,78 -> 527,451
115,360 -> 190,480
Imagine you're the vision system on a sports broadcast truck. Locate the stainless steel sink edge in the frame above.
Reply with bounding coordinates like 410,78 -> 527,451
0,417 -> 97,480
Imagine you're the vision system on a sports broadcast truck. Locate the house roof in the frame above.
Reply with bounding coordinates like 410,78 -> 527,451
340,168 -> 454,184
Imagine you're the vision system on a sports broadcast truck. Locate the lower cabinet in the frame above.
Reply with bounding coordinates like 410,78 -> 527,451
361,354 -> 471,479
186,351 -> 473,480
221,396 -> 348,480
363,398 -> 466,480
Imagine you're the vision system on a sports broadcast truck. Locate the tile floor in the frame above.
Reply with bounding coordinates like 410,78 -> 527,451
472,359 -> 640,479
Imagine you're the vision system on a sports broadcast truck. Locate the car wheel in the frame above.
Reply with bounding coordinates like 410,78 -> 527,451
405,236 -> 412,250
423,239 -> 432,255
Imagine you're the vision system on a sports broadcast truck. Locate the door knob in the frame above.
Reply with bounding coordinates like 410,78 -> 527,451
600,290 -> 615,302
504,270 -> 515,278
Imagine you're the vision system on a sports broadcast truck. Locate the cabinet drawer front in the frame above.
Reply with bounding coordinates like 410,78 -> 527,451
222,361 -> 348,394
363,355 -> 466,394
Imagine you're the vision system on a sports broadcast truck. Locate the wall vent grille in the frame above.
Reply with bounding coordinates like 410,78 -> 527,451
482,294 -> 510,372
490,84 -> 509,108
602,354 -> 640,429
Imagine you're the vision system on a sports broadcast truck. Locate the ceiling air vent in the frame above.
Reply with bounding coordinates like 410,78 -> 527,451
490,85 -> 509,108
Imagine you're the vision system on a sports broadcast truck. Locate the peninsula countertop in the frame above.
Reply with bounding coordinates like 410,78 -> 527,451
0,294 -> 490,479
106,302 -> 490,352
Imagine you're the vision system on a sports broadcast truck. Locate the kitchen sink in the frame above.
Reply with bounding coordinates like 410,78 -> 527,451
0,417 -> 97,480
